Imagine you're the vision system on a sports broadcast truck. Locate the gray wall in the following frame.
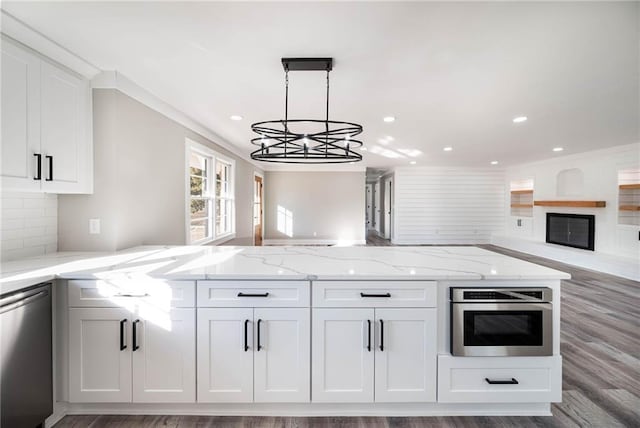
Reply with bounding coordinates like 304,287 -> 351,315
58,89 -> 262,251
264,171 -> 365,242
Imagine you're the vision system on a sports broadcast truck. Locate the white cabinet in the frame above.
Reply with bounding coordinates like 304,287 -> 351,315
312,308 -> 374,402
1,36 -> 92,193
68,308 -> 132,403
312,307 -> 437,403
197,307 -> 310,403
374,308 -> 437,402
68,281 -> 196,403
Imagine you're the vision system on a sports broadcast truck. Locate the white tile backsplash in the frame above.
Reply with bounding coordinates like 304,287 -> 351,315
1,192 -> 58,261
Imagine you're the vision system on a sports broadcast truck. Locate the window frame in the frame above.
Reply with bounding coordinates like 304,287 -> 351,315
185,138 -> 236,245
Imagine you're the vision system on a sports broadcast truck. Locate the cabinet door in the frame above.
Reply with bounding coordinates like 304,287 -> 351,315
374,308 -> 437,402
68,308 -> 131,402
1,38 -> 41,191
40,60 -> 91,193
312,308 -> 374,403
197,308 -> 253,402
254,308 -> 310,403
132,308 -> 195,402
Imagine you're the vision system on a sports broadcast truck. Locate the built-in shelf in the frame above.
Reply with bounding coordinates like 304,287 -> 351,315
509,184 -> 534,218
510,203 -> 534,208
619,184 -> 640,190
533,200 -> 606,208
619,205 -> 640,211
510,190 -> 533,195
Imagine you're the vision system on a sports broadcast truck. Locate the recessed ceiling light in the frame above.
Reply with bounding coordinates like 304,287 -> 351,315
513,116 -> 527,123
553,147 -> 564,152
383,116 -> 395,123
410,161 -> 417,165
443,146 -> 453,152
361,147 -> 368,151
491,161 -> 499,165
230,115 -> 243,121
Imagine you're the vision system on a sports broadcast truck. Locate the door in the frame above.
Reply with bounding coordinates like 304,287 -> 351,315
384,179 -> 392,240
40,60 -> 90,193
366,184 -> 373,229
312,308 -> 374,402
197,308 -> 253,402
374,182 -> 381,234
132,308 -> 196,402
374,308 -> 437,402
69,308 -> 132,402
254,175 -> 263,246
1,39 -> 41,191
254,308 -> 310,402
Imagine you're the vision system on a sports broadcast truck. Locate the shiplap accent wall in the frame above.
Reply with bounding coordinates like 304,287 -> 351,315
393,168 -> 505,244
1,192 -> 58,261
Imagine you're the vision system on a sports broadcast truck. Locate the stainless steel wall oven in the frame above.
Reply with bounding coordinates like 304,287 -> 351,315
450,288 -> 553,357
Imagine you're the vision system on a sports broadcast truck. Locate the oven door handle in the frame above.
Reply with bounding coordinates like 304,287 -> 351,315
485,377 -> 519,385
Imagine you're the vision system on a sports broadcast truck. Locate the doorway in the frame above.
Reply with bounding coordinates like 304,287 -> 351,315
253,174 -> 263,246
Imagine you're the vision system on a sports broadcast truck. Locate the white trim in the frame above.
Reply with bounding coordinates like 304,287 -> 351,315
1,10 -> 100,78
263,239 -> 367,246
93,71 -> 263,169
490,234 -> 640,281
59,402 -> 551,417
253,171 -> 265,246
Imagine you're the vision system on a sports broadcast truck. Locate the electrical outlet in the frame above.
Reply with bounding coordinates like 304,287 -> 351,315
89,218 -> 101,235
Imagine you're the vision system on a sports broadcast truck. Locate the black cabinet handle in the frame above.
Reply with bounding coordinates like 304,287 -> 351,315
119,319 -> 127,351
360,292 -> 391,298
33,154 -> 42,180
45,155 -> 53,181
238,292 -> 269,297
367,319 -> 372,352
379,319 -> 384,351
244,319 -> 250,352
485,378 -> 519,385
133,319 -> 140,351
257,319 -> 263,351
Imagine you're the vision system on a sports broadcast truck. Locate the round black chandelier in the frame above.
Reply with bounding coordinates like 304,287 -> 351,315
250,58 -> 363,164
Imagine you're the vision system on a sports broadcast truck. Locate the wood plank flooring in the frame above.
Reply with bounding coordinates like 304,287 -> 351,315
55,238 -> 640,428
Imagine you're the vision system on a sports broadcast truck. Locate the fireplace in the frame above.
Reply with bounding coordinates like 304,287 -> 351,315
546,213 -> 595,251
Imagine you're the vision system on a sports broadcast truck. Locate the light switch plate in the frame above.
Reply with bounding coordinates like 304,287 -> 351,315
89,218 -> 101,235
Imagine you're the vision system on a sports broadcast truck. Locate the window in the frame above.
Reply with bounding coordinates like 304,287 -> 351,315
186,140 -> 235,244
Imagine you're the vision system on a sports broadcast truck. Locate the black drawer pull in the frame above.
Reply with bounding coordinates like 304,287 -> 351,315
45,155 -> 53,181
238,292 -> 269,297
244,319 -> 250,352
360,292 -> 391,298
485,377 -> 519,385
33,153 -> 42,180
119,319 -> 127,351
132,319 -> 140,351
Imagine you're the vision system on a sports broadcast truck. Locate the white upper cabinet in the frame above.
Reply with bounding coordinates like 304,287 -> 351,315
1,36 -> 92,193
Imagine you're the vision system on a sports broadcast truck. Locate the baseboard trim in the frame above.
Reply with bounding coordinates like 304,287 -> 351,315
263,239 -> 367,246
491,235 -> 640,281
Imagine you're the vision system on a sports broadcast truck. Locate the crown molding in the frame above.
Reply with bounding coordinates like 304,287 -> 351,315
1,9 -> 100,78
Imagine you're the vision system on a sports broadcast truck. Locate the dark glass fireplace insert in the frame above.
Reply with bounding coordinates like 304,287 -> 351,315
546,213 -> 595,251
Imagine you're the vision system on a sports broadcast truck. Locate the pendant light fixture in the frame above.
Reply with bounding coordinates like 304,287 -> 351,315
250,58 -> 363,164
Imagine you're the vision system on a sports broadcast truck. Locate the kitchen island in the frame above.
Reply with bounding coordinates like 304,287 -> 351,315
0,246 -> 569,425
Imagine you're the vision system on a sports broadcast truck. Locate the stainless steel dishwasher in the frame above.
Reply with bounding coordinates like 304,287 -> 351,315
1,282 -> 53,428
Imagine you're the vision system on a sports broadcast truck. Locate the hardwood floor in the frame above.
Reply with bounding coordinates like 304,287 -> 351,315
55,241 -> 640,428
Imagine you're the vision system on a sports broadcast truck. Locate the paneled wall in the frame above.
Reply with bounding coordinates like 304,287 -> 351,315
1,192 -> 57,260
393,168 -> 505,244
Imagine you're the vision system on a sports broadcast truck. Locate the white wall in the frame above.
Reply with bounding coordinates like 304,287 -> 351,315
502,143 -> 640,259
393,167 -> 505,244
1,192 -> 57,260
58,89 -> 262,251
264,171 -> 366,244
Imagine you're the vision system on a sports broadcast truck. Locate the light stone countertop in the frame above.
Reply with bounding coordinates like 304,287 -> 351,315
0,245 -> 570,295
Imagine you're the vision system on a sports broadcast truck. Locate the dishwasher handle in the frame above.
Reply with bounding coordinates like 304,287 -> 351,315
0,289 -> 49,314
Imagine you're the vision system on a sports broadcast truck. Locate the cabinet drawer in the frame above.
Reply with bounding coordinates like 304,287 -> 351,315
197,281 -> 309,307
312,281 -> 437,307
437,355 -> 562,403
68,280 -> 195,308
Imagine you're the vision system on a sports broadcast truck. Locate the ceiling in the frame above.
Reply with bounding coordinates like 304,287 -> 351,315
3,1 -> 638,171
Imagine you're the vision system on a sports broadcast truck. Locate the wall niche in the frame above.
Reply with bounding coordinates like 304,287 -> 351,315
556,168 -> 584,197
